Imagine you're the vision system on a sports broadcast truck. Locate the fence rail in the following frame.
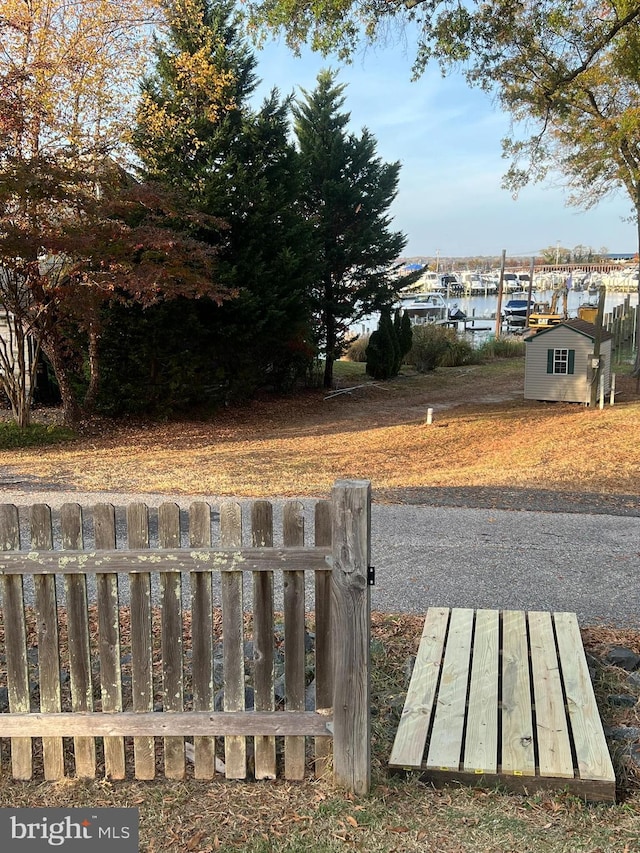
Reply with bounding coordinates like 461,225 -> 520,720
0,480 -> 372,794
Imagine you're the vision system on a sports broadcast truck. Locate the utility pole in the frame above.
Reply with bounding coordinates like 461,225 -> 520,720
525,256 -> 535,327
494,249 -> 506,338
589,286 -> 607,408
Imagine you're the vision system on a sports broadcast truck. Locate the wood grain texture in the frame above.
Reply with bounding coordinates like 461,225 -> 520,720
31,504 -> 64,780
426,608 -> 473,772
220,501 -> 246,779
501,610 -> 535,776
93,503 -> 125,779
553,612 -> 615,783
0,504 -> 31,779
158,502 -> 185,780
61,503 -> 96,778
388,607 -> 448,770
313,499 -> 333,778
390,607 -> 615,802
189,501 -> 215,779
331,480 -> 371,795
283,501 -> 306,780
463,609 -> 499,775
252,501 -> 276,780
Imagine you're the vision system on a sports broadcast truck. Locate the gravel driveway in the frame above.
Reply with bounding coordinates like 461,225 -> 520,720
1,485 -> 638,628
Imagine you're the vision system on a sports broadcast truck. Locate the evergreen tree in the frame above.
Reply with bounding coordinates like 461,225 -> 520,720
293,70 -> 406,389
130,0 -> 316,405
398,309 -> 413,364
392,308 -> 403,374
366,308 -> 397,380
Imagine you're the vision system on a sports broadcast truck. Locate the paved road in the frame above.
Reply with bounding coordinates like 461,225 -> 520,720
369,504 -> 640,628
2,488 -> 639,628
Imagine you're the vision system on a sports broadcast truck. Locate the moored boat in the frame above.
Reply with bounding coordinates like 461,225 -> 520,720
502,293 -> 535,326
398,292 -> 449,325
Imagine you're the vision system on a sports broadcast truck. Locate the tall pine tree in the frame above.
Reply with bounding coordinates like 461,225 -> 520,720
293,69 -> 406,388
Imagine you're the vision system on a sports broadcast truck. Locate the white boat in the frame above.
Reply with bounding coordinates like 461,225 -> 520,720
502,293 -> 535,326
502,272 -> 521,293
398,292 -> 449,325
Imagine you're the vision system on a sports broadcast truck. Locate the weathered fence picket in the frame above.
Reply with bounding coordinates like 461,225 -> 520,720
61,502 -> 95,778
31,504 -> 64,780
158,502 -> 184,780
313,500 -> 333,777
0,480 -> 372,793
0,503 -> 30,780
94,502 -> 125,779
128,502 -> 155,780
283,501 -> 306,781
189,500 -> 215,779
220,500 -> 245,779
252,501 -> 276,780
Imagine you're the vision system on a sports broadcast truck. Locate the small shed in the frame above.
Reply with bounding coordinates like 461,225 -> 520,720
524,318 -> 613,403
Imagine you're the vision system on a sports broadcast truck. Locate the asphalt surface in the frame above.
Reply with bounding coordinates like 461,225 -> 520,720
2,485 -> 639,628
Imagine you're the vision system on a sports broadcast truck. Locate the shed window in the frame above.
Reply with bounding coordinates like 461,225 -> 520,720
546,348 -> 575,375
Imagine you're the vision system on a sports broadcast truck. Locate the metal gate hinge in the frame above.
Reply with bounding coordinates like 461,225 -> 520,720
368,565 -> 376,586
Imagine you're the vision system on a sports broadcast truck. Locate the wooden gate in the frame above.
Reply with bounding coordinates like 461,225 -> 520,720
0,480 -> 371,794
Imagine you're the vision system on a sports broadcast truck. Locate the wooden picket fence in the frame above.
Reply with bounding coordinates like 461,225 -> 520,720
604,297 -> 637,361
0,480 -> 372,794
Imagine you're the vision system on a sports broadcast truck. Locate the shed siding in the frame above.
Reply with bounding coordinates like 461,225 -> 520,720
524,327 -> 611,402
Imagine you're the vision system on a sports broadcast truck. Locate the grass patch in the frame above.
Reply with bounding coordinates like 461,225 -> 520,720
0,613 -> 637,852
333,359 -> 368,379
0,420 -> 75,449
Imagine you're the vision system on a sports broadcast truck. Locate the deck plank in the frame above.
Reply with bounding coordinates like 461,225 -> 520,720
389,607 -> 615,802
463,609 -> 499,775
388,607 -> 449,769
501,610 -> 536,776
425,608 -> 474,772
553,612 -> 615,784
527,611 -> 575,779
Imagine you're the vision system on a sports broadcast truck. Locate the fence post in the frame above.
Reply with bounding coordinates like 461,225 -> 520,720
331,479 -> 371,795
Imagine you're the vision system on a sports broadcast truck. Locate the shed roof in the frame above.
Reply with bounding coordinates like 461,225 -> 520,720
524,317 -> 613,343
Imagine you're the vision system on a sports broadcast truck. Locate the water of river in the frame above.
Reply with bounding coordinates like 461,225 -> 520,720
353,288 -> 639,348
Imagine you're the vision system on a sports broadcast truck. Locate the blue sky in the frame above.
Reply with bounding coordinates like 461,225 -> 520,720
252,35 -> 637,261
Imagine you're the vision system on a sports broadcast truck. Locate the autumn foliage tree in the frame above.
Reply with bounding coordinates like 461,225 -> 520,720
0,0 -> 235,424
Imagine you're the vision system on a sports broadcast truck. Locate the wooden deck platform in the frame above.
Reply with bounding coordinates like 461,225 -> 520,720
389,608 -> 616,802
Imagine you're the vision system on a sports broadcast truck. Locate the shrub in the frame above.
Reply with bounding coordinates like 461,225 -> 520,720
344,334 -> 370,362
366,309 -> 398,380
407,324 -> 456,372
0,422 -> 75,449
438,337 -> 478,367
476,336 -> 525,360
406,324 -> 482,371
393,308 -> 413,373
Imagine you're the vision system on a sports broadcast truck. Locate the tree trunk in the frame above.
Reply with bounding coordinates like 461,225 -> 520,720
634,205 -> 640,378
82,321 -> 100,415
41,339 -> 82,427
323,277 -> 335,389
323,312 -> 335,389
0,310 -> 32,427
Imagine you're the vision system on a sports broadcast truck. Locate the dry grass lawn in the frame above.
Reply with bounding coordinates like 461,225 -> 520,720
2,359 -> 640,498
